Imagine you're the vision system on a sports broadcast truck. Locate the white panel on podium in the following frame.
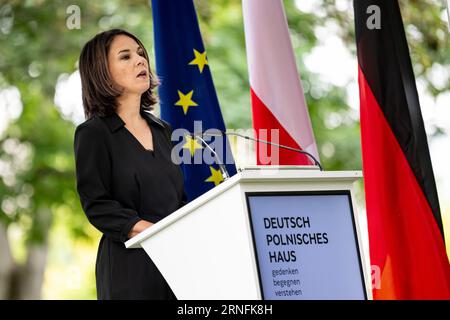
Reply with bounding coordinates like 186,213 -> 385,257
125,167 -> 370,300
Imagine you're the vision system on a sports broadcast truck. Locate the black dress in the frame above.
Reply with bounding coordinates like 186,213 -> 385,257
74,110 -> 185,300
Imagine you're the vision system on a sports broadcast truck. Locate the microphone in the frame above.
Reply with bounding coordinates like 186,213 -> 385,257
201,130 -> 323,171
190,132 -> 231,181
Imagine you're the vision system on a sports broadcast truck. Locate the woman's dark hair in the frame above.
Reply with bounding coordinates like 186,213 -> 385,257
79,29 -> 159,119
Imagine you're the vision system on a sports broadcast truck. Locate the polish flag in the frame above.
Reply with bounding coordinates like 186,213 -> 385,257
242,0 -> 319,165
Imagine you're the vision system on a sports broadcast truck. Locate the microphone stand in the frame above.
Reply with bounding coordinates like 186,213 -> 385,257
202,131 -> 323,171
193,134 -> 231,181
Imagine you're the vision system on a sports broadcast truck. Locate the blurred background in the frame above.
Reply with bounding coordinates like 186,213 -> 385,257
0,0 -> 449,299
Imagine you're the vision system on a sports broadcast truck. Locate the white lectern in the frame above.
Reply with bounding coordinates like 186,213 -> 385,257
125,166 -> 371,300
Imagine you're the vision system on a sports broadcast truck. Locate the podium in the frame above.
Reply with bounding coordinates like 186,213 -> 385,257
125,166 -> 371,300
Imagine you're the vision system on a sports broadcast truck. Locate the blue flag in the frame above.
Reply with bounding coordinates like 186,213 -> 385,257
151,0 -> 237,202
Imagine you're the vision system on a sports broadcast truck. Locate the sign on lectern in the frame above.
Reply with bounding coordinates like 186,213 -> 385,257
246,191 -> 367,300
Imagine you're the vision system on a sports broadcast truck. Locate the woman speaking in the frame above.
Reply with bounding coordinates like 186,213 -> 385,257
74,29 -> 185,300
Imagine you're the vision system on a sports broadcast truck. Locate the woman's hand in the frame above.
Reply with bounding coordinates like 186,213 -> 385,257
128,220 -> 154,239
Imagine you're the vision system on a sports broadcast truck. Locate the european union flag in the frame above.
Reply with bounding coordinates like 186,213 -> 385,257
151,0 -> 237,202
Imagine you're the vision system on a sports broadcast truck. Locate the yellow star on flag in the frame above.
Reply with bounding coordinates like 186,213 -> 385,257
205,166 -> 224,186
189,49 -> 208,73
182,134 -> 203,157
175,90 -> 198,115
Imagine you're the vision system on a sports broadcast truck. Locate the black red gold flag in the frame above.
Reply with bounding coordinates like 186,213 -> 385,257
354,0 -> 450,299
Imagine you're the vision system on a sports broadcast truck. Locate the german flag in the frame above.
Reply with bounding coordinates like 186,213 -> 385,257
354,1 -> 450,299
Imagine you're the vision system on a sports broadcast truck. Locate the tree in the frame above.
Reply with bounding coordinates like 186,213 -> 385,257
0,0 -> 154,299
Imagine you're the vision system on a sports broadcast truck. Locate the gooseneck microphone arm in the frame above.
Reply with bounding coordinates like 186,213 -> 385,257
193,134 -> 231,180
203,131 -> 323,171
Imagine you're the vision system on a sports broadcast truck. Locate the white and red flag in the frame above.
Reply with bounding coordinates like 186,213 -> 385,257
242,0 -> 319,165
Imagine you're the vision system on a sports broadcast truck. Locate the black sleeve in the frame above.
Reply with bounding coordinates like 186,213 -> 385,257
160,119 -> 175,147
161,120 -> 188,207
180,191 -> 188,207
74,123 -> 141,242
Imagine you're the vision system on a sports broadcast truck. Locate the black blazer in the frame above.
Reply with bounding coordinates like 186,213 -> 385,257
74,110 -> 185,242
74,111 -> 185,299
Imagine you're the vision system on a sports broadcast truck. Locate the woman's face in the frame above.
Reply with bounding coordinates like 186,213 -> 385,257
107,34 -> 150,96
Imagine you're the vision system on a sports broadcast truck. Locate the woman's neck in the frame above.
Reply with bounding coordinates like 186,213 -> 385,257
116,94 -> 142,126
